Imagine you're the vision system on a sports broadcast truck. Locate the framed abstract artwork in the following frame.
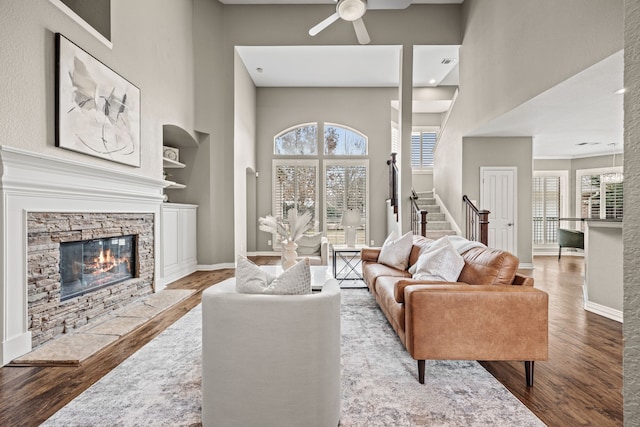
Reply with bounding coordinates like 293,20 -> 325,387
55,33 -> 141,167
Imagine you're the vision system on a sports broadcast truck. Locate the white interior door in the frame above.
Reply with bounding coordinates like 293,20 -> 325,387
481,167 -> 517,254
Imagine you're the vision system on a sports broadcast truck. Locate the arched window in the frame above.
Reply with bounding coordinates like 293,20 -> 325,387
274,123 -> 318,155
324,123 -> 367,156
270,122 -> 369,248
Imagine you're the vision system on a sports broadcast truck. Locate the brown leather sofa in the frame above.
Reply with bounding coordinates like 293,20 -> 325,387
361,235 -> 548,386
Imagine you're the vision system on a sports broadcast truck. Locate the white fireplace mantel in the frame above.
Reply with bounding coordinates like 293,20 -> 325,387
0,146 -> 166,365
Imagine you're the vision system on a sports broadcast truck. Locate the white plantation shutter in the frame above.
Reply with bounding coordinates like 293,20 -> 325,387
605,182 -> 623,219
391,126 -> 399,155
411,132 -> 436,168
324,160 -> 368,245
577,169 -> 623,222
532,175 -> 562,244
272,160 -> 318,245
580,174 -> 601,219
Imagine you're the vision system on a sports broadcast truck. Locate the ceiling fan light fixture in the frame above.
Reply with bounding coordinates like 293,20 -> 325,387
338,0 -> 367,21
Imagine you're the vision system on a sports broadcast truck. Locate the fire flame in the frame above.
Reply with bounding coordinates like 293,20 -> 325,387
93,249 -> 120,273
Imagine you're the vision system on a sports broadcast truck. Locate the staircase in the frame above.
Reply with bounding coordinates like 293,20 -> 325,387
413,191 -> 457,240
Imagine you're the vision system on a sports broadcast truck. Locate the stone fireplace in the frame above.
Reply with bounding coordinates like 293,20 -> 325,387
0,146 -> 165,365
27,212 -> 155,348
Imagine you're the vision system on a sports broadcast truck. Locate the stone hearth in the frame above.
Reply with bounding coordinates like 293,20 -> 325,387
27,212 -> 155,348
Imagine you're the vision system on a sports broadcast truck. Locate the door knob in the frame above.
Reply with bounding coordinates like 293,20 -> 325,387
507,223 -> 513,226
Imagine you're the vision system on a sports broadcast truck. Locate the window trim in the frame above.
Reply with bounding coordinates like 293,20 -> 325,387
576,166 -> 623,220
411,128 -> 438,170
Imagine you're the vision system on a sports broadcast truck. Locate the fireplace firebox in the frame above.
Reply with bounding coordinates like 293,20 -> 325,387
60,235 -> 137,301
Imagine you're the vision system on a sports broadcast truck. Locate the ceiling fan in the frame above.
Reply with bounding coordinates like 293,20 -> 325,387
309,0 -> 412,45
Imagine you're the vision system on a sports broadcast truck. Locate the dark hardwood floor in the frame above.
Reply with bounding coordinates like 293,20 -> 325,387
0,256 -> 622,426
482,255 -> 623,426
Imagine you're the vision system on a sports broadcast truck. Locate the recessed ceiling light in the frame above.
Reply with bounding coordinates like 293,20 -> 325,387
256,67 -> 263,73
614,88 -> 626,94
429,79 -> 437,85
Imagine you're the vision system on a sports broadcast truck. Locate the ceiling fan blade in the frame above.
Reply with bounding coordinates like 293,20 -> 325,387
309,12 -> 340,36
353,18 -> 371,44
367,0 -> 411,10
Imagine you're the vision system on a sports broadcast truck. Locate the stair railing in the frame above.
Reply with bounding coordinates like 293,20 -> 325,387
387,153 -> 398,220
462,195 -> 490,246
410,189 -> 428,236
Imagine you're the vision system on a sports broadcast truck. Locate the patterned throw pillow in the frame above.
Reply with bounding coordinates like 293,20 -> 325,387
378,231 -> 414,271
236,255 -> 311,295
412,236 -> 465,282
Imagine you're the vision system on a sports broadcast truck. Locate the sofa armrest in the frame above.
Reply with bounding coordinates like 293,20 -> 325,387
361,247 -> 381,263
403,284 -> 548,361
320,236 -> 330,266
513,273 -> 534,287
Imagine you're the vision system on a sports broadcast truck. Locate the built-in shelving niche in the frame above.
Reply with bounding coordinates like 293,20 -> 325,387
162,124 -> 198,196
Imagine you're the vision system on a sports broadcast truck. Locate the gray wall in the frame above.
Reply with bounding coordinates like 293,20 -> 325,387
234,51 -> 257,257
624,0 -> 640,422
436,0 -> 624,242
0,0 -> 196,181
255,87 -> 397,251
192,0 -> 226,265
462,137 -> 533,263
198,3 -> 463,263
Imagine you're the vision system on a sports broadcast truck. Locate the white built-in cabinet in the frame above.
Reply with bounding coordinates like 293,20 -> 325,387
159,124 -> 199,288
161,203 -> 198,287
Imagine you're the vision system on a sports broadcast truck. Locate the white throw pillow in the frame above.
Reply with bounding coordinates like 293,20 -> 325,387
296,232 -> 323,256
236,256 -> 311,295
378,231 -> 413,271
412,236 -> 465,282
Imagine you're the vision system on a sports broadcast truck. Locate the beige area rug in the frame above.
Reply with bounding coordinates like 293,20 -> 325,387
11,289 -> 196,367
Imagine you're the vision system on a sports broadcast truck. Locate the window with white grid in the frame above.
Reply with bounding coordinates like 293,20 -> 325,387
532,175 -> 564,245
577,168 -> 623,223
272,160 -> 319,246
323,160 -> 368,245
411,131 -> 436,168
272,123 -> 369,248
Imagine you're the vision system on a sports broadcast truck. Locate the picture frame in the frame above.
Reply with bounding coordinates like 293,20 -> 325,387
55,33 -> 141,167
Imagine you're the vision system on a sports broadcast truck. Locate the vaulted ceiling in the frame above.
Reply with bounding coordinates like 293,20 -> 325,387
227,0 -> 623,159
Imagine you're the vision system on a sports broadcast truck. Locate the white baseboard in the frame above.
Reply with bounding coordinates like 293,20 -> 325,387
584,301 -> 623,323
518,263 -> 534,269
197,263 -> 236,271
533,246 -> 584,257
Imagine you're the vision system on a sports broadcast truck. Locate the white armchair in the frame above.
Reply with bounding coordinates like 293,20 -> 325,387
201,277 -> 341,427
295,234 -> 330,265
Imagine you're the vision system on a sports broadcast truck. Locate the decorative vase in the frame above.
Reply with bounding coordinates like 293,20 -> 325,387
282,240 -> 299,270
